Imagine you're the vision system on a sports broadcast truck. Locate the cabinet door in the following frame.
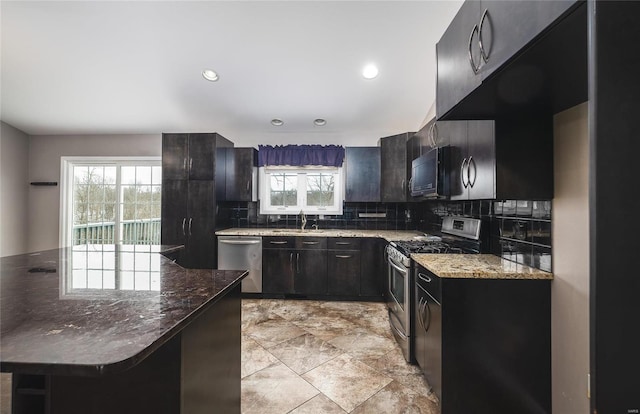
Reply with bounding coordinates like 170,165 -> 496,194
186,180 -> 215,268
188,134 -> 216,180
380,133 -> 409,202
359,238 -> 385,297
226,148 -> 257,201
161,179 -> 187,246
443,122 -> 469,200
436,1 -> 482,118
467,121 -> 495,200
162,134 -> 188,180
345,147 -> 380,202
478,0 -> 577,80
263,249 -> 295,294
327,250 -> 360,296
295,250 -> 328,295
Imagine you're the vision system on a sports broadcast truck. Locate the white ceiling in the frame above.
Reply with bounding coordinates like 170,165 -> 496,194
1,1 -> 462,147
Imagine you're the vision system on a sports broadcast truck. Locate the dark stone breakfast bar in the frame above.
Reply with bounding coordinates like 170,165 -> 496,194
0,244 -> 247,414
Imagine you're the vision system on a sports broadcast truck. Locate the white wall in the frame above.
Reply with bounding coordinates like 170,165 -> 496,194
552,102 -> 590,414
27,134 -> 161,252
0,122 -> 30,256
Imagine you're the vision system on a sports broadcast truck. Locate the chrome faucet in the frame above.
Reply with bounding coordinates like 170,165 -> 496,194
300,210 -> 307,231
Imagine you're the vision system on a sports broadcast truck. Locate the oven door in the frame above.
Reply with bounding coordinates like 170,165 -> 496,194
387,254 -> 411,361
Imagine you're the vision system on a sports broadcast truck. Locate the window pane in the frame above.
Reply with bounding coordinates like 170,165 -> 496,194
122,166 -> 136,185
307,173 -> 334,206
151,166 -> 162,185
74,166 -> 88,185
88,167 -> 104,185
269,173 -> 297,207
136,166 -> 152,185
104,166 -> 116,184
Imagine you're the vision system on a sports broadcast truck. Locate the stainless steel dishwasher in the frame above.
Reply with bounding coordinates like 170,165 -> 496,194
217,236 -> 262,293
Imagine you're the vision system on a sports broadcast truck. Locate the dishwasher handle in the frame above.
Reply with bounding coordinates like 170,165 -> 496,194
219,239 -> 261,245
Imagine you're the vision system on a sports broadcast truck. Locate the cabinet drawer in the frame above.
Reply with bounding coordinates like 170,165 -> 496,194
263,237 -> 295,248
295,237 -> 327,250
328,238 -> 361,250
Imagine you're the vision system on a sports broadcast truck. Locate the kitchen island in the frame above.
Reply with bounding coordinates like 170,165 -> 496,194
0,244 -> 247,414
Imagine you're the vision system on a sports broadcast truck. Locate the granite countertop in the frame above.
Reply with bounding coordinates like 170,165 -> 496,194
0,244 -> 247,377
412,254 -> 553,280
216,228 -> 423,242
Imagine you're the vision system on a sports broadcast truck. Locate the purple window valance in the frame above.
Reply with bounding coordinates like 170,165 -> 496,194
258,144 -> 345,167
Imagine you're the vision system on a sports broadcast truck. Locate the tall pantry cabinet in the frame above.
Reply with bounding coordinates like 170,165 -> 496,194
161,133 -> 233,268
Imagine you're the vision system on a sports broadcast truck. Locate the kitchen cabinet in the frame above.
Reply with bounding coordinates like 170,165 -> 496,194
448,117 -> 552,200
327,238 -> 361,296
380,132 -> 413,202
262,237 -> 327,296
436,0 -> 578,118
359,238 -> 386,298
161,133 -> 232,181
222,147 -> 258,202
413,263 -> 551,414
161,132 -> 233,268
161,180 -> 215,268
345,147 -> 380,202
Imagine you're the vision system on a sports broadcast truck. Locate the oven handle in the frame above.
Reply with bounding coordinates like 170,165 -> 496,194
388,258 -> 409,276
388,310 -> 408,340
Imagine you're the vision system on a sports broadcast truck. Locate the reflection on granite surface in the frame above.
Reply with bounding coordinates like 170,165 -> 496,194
0,245 -> 246,376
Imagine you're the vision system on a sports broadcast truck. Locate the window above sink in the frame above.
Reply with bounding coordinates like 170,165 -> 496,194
259,166 -> 344,215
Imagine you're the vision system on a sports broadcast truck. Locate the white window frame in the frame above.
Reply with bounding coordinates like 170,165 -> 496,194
259,166 -> 344,215
59,156 -> 161,248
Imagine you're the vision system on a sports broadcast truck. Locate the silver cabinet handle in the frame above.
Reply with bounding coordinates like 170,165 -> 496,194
432,123 -> 439,147
468,24 -> 480,74
468,156 -> 477,188
417,297 -> 425,329
335,255 -> 352,259
290,253 -> 294,274
296,253 -> 300,274
182,218 -> 186,236
189,157 -> 193,172
479,8 -> 490,63
461,157 -> 469,188
423,300 -> 431,332
246,179 -> 250,192
219,239 -> 261,245
302,241 -> 319,245
183,158 -> 187,171
428,123 -> 435,148
418,272 -> 432,283
188,218 -> 193,235
335,241 -> 351,246
269,241 -> 288,245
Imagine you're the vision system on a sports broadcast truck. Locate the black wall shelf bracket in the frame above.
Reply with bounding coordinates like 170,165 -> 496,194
30,182 -> 58,186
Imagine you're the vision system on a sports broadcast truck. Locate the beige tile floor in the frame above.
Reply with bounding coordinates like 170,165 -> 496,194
0,299 -> 439,414
241,299 -> 440,414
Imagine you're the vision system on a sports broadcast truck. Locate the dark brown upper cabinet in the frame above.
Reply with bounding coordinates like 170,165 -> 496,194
448,117 -> 553,201
162,133 -> 232,181
345,147 -> 381,202
436,0 -> 580,119
221,147 -> 257,202
380,132 -> 413,202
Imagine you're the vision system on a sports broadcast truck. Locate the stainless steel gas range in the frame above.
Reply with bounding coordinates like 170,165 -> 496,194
386,216 -> 482,363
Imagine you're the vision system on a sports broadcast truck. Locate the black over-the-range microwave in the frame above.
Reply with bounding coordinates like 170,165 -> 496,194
410,146 -> 450,198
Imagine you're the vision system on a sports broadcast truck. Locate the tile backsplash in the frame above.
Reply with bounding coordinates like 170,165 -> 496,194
219,199 -> 552,272
219,201 -> 414,231
412,199 -> 552,272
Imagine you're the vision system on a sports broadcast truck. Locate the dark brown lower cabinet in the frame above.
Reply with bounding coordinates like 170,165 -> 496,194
262,237 -> 327,296
327,250 -> 361,296
263,237 -> 385,300
413,263 -> 551,414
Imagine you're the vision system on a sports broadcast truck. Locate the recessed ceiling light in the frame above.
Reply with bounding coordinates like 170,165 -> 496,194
271,119 -> 284,126
313,119 -> 327,126
362,64 -> 379,80
202,69 -> 219,82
